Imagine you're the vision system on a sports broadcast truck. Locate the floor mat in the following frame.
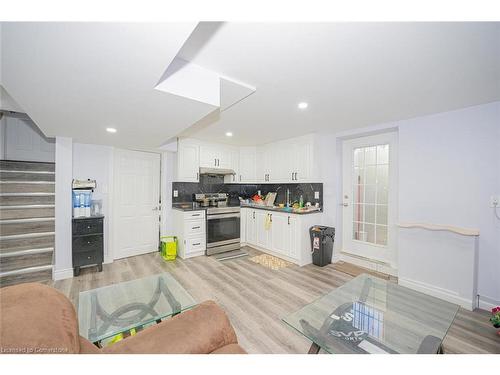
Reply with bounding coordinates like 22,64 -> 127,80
213,249 -> 248,261
249,254 -> 293,270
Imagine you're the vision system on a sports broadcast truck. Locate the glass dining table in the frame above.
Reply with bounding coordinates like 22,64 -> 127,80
282,274 -> 459,354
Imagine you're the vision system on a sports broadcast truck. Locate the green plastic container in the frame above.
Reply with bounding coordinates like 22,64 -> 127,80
160,236 -> 177,261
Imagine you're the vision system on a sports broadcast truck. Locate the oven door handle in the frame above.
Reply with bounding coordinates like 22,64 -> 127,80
207,213 -> 241,220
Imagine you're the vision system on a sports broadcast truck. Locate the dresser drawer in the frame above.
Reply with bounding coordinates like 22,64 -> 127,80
73,250 -> 103,267
185,237 -> 206,254
73,234 -> 103,254
73,218 -> 103,235
184,219 -> 205,237
183,210 -> 205,220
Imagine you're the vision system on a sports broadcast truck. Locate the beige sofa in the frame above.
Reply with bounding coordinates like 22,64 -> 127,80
0,283 -> 246,354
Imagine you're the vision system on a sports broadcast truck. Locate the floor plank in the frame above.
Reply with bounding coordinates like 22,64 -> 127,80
50,246 -> 500,354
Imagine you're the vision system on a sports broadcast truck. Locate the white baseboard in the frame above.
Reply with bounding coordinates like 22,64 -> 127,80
339,251 -> 398,276
398,277 -> 474,311
53,268 -> 73,281
478,295 -> 500,311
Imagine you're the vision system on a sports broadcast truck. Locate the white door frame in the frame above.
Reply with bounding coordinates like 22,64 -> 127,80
112,148 -> 161,260
341,132 -> 398,270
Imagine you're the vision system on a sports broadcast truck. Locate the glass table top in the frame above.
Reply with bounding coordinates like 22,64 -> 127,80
282,274 -> 459,354
78,273 -> 196,343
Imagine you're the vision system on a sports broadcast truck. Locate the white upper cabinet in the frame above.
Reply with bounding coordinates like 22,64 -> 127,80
177,138 -> 200,182
176,133 -> 319,184
238,147 -> 256,183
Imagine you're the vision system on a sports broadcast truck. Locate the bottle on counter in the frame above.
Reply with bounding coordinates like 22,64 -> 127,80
299,194 -> 304,208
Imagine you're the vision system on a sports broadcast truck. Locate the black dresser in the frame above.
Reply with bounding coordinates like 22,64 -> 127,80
72,215 -> 104,276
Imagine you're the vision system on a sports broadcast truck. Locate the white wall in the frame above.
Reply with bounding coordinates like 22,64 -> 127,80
72,143 -> 114,263
4,116 -> 55,162
327,102 -> 500,308
0,116 -> 5,159
160,151 -> 176,237
54,137 -> 73,280
398,102 -> 500,308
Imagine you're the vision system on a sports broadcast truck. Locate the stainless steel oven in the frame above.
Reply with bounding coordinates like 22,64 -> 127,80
206,206 -> 241,255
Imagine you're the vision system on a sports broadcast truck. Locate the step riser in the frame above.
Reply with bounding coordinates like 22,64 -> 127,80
0,171 -> 55,181
0,252 -> 53,272
0,183 -> 55,193
0,269 -> 52,287
0,195 -> 55,206
0,160 -> 55,172
0,235 -> 55,253
0,207 -> 55,220
0,221 -> 55,236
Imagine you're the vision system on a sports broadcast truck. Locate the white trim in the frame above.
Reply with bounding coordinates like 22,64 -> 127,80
338,251 -> 398,276
0,192 -> 55,196
0,217 -> 55,224
53,267 -> 74,281
399,277 -> 473,311
0,231 -> 55,240
0,204 -> 55,209
0,170 -> 55,174
1,247 -> 54,257
0,181 -> 55,184
478,295 -> 500,311
397,222 -> 479,236
0,264 -> 52,277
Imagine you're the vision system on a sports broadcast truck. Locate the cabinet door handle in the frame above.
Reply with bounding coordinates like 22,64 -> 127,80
295,172 -> 298,180
253,211 -> 255,219
288,216 -> 290,225
87,256 -> 92,260
196,172 -> 199,180
270,213 -> 272,222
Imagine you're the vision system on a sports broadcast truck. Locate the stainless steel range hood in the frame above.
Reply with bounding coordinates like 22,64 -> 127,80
199,167 -> 236,176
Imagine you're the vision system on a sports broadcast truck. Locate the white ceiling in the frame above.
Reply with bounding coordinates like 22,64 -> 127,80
0,22 -> 216,149
180,22 -> 500,146
1,22 -> 499,149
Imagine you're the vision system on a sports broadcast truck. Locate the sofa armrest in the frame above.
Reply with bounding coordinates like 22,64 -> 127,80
102,301 -> 238,354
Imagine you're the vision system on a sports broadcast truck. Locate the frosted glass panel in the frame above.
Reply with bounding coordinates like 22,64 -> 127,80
352,143 -> 390,246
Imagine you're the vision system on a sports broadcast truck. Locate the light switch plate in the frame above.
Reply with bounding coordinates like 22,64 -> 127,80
314,191 -> 320,199
173,190 -> 178,198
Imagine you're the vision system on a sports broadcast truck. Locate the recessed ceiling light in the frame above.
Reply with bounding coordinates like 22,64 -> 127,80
225,132 -> 233,137
106,127 -> 117,133
298,102 -> 308,110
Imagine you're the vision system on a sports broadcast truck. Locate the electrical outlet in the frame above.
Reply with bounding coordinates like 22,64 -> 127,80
314,191 -> 320,199
491,195 -> 499,208
173,190 -> 178,198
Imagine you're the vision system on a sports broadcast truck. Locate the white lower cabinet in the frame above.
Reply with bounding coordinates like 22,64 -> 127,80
241,207 -> 323,266
173,209 -> 206,259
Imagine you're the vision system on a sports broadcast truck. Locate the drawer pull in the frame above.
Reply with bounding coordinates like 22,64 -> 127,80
87,226 -> 91,229
193,243 -> 201,246
192,214 -> 200,217
87,256 -> 92,259
192,226 -> 200,229
87,241 -> 91,244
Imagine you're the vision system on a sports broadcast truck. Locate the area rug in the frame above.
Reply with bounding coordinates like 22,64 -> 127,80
248,254 -> 293,270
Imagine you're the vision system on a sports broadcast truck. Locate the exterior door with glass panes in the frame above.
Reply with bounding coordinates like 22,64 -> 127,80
342,133 -> 397,266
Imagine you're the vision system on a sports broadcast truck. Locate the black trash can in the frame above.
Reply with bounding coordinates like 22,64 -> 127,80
310,226 -> 335,267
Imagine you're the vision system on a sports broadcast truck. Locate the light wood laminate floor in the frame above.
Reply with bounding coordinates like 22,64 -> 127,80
51,247 -> 500,354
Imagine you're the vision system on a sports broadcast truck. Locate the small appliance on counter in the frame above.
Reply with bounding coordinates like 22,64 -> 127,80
72,179 -> 96,217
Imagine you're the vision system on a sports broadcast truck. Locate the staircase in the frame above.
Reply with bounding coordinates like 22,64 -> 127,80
0,160 -> 55,287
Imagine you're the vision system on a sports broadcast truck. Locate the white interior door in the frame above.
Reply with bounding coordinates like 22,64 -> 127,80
342,133 -> 398,267
113,149 -> 160,259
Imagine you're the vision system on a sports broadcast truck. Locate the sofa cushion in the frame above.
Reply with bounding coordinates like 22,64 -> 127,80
0,283 -> 80,354
103,300 -> 238,354
210,344 -> 247,354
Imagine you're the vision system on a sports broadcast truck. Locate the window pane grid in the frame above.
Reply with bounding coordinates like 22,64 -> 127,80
352,144 -> 389,246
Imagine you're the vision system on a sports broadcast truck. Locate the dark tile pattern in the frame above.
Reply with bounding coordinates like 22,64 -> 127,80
172,175 -> 323,207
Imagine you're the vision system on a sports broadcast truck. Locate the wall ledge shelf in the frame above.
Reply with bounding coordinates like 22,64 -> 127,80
397,222 -> 479,237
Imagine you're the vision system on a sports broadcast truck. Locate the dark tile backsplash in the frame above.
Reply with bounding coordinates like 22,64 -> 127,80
172,175 -> 323,207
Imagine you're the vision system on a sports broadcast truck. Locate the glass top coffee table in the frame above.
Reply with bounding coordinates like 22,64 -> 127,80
78,273 -> 196,344
282,274 -> 459,354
